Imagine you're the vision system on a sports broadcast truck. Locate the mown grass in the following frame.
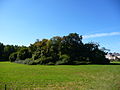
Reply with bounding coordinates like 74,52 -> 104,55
0,62 -> 120,90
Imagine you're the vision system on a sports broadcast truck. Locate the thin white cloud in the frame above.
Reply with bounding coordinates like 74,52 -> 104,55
83,32 -> 120,39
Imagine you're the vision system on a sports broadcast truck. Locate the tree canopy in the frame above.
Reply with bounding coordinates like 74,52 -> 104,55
0,33 -> 110,65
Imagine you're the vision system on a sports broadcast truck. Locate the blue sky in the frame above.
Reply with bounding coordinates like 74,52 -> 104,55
0,0 -> 120,52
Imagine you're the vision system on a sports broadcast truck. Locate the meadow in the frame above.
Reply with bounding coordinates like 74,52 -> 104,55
0,62 -> 120,90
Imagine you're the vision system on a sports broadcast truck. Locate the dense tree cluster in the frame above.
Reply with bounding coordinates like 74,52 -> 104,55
0,43 -> 20,61
0,33 -> 110,65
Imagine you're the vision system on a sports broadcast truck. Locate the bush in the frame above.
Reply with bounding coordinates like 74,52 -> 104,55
14,58 -> 35,65
73,61 -> 89,65
9,52 -> 18,62
32,51 -> 41,60
56,54 -> 70,65
17,48 -> 32,60
36,56 -> 53,65
46,62 -> 55,65
14,60 -> 24,64
23,58 -> 35,65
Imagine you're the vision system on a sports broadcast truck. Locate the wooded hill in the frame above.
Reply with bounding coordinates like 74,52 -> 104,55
0,33 -> 110,65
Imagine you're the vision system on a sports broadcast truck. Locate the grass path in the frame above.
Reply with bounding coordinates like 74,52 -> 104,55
0,62 -> 120,90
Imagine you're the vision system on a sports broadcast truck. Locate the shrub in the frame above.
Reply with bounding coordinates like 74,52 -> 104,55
32,51 -> 41,60
9,52 -> 18,62
17,48 -> 32,60
56,54 -> 70,65
36,56 -> 53,65
23,58 -> 35,65
14,60 -> 24,64
15,58 -> 35,65
73,61 -> 89,65
46,62 -> 55,65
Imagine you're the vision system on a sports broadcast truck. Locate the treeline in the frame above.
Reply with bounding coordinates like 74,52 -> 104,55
0,43 -> 20,61
0,33 -> 110,65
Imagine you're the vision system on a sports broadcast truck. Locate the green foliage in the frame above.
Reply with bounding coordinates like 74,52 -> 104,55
56,54 -> 70,65
23,58 -> 35,65
0,43 -> 19,61
4,45 -> 16,60
0,42 -> 4,56
9,52 -> 18,62
46,62 -> 55,65
17,48 -> 32,60
36,56 -> 53,65
14,58 -> 35,65
32,51 -> 41,60
0,33 -> 110,65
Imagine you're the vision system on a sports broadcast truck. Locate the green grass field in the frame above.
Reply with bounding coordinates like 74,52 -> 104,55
0,62 -> 120,90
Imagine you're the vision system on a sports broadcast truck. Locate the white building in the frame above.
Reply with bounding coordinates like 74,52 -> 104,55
105,54 -> 116,60
117,56 -> 120,59
105,53 -> 120,60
